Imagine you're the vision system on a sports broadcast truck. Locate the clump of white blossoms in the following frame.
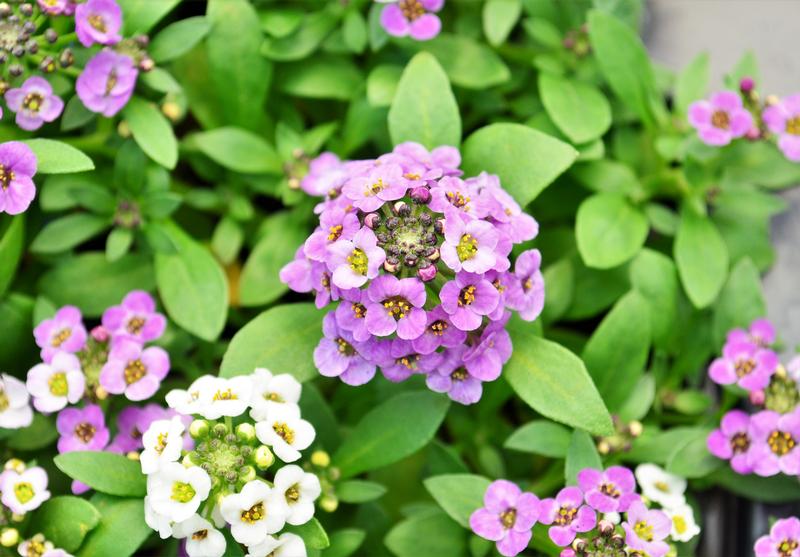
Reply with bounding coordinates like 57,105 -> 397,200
142,368 -> 320,557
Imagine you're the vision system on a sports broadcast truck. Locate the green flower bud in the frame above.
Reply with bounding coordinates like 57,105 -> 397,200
239,465 -> 256,483
254,445 -> 274,469
0,528 -> 19,547
236,423 -> 256,443
212,423 -> 228,438
189,420 -> 210,439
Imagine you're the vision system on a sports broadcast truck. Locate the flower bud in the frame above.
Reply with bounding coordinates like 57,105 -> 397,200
39,57 -> 56,73
0,528 -> 19,547
0,3 -> 10,18
236,423 -> 256,443
19,3 -> 33,16
426,247 -> 440,262
766,94 -> 780,106
239,465 -> 256,483
288,177 -> 301,190
311,450 -> 330,468
134,34 -> 150,48
254,445 -> 274,469
190,420 -> 210,439
598,519 -> 615,536
126,451 -> 140,461
393,201 -> 410,216
610,533 -> 625,548
434,218 -> 445,234
59,48 -> 74,68
750,389 -> 766,406
571,538 -> 587,552
225,470 -> 238,483
410,186 -> 431,204
320,494 -> 339,512
292,148 -> 305,160
739,77 -> 755,94
385,217 -> 400,230
117,120 -> 131,138
364,213 -> 381,229
91,326 -> 110,342
182,452 -> 200,467
162,101 -> 181,122
45,29 -> 58,43
597,439 -> 611,455
418,264 -> 437,282
212,423 -> 229,438
383,259 -> 399,273
139,57 -> 155,72
10,513 -> 24,523
4,458 -> 25,472
746,126 -> 761,141
628,420 -> 643,438
560,550 -> 576,557
8,63 -> 23,77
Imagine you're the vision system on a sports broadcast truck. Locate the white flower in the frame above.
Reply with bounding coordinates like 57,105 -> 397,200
147,463 -> 211,523
246,533 -> 307,557
141,416 -> 186,474
603,512 -> 621,525
635,463 -> 687,509
198,376 -> 253,420
255,405 -> 315,463
665,503 -> 701,542
272,465 -> 321,525
173,514 -> 227,557
42,550 -> 74,557
248,368 -> 302,422
166,375 -> 217,416
26,352 -> 85,413
0,373 -> 33,429
144,496 -> 173,539
220,480 -> 286,547
0,466 -> 50,514
17,536 -> 58,557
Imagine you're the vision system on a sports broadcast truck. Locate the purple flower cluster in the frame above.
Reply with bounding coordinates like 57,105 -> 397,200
470,466 -> 685,557
689,78 -> 800,163
707,318 -> 800,477
281,144 -> 544,405
29,290 -> 169,409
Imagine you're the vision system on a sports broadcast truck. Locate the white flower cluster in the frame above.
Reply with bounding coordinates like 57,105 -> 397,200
142,368 -> 320,557
634,463 -> 701,543
0,374 -> 33,430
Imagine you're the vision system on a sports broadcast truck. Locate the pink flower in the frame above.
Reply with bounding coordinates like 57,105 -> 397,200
727,318 -> 776,348
56,404 -> 110,453
380,0 -> 444,41
539,486 -> 596,547
74,0 -> 122,47
622,500 -> 671,557
0,141 -> 38,216
76,50 -> 138,117
688,91 -> 753,146
577,466 -> 639,513
763,94 -> 800,161
341,163 -> 409,212
4,77 -> 64,131
441,218 -> 499,274
470,479 -> 541,557
327,228 -> 386,289
102,290 -> 167,344
33,306 -> 87,363
99,340 -> 170,401
708,340 -> 778,392
707,410 -> 755,474
754,517 -> 800,557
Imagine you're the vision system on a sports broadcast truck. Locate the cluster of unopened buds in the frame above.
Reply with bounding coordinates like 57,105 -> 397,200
141,368 -> 320,557
0,458 -> 73,556
689,77 -> 800,162
470,464 -> 698,557
707,318 -> 800,477
281,142 -> 545,405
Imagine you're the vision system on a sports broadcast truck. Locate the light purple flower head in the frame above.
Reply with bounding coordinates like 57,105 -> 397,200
441,218 -> 499,274
429,176 -> 479,217
470,479 -> 541,557
364,275 -> 427,339
748,408 -> 800,477
463,319 -> 512,382
426,346 -> 484,404
622,500 -> 671,557
577,466 -> 639,514
76,50 -> 138,117
727,318 -> 776,348
301,152 -> 349,197
99,339 -> 170,401
0,141 -> 38,216
342,163 -> 409,212
75,0 -> 123,47
4,77 -> 64,131
707,409 -> 755,474
473,173 -> 539,243
440,272 -> 500,331
688,91 -> 753,146
37,0 -> 76,15
411,305 -> 466,355
708,341 -> 778,392
304,207 -> 360,262
313,312 -> 376,386
102,290 -> 167,344
506,249 -> 545,322
280,247 -> 315,294
763,94 -> 800,162
539,486 -> 597,547
754,517 -> 800,557
56,404 -> 110,453
34,306 -> 87,363
327,227 -> 386,289
380,0 -> 444,41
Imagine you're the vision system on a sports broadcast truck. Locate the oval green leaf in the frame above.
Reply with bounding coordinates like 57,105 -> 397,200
424,474 -> 490,527
674,205 -> 729,309
539,73 -> 612,144
54,452 -> 146,497
29,496 -> 102,552
576,192 -> 648,269
23,139 -> 94,174
504,419 -> 572,458
190,127 -> 282,174
30,214 -> 109,255
0,215 -> 25,297
123,97 -> 178,169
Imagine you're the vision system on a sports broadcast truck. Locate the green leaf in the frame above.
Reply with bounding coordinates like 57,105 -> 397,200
77,494 -> 151,557
30,214 -> 109,255
424,474 -> 490,527
277,56 -> 363,101
539,74 -> 612,144
665,427 -> 721,479
106,227 -> 134,262
150,16 -> 211,63
190,127 -> 282,174
617,374 -> 656,422
675,52 -> 709,114
421,34 -> 511,90
262,10 -> 338,61
504,420 -> 572,458
385,508 -> 466,557
712,257 -> 765,349
0,216 -> 25,297
565,430 -> 602,485
23,139 -> 94,174
207,0 -> 272,131
325,529 -> 366,557
0,294 -> 35,370
285,518 -> 330,550
388,52 -> 461,149
38,253 -> 155,317
220,304 -> 324,382
582,291 -> 651,412
576,193 -> 648,269
541,258 -> 574,324
587,10 -> 665,126
367,65 -> 402,107
505,321 -> 613,436
54,452 -> 146,497
118,0 -> 180,34
710,467 -> 800,503
5,413 -> 58,450
571,160 -> 641,196
674,205 -> 729,308
629,249 -> 679,349
334,391 -> 450,478
462,123 -> 577,206
61,96 -> 96,131
482,0 -> 522,46
123,97 -> 178,170
343,10 -> 368,53
29,496 -> 101,552
725,50 -> 758,90
239,212 -> 309,306
336,480 -> 387,503
155,222 -> 228,341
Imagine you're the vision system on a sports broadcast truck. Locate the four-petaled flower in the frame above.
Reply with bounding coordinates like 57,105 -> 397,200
470,479 -> 541,557
380,0 -> 444,41
4,77 -> 64,131
0,141 -> 38,216
688,91 -> 753,146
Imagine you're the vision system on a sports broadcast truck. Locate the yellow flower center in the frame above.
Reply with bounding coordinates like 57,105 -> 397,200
731,432 -> 750,454
347,248 -> 368,275
673,515 -> 687,535
450,367 -> 468,382
786,116 -> 800,136
768,430 -> 796,456
171,481 -> 196,503
264,391 -> 284,403
634,520 -> 654,542
14,482 -> 34,504
445,191 -> 470,209
735,358 -> 756,378
554,506 -> 577,526
429,320 -> 448,336
779,539 -> 799,557
599,482 -> 621,498
192,529 -> 208,541
213,388 -> 237,401
711,110 -> 730,130
398,355 -> 420,370
75,422 -> 96,443
456,234 -> 478,262
126,317 -> 146,335
51,328 -> 72,348
351,303 -> 367,319
124,359 -> 146,384
155,432 -> 168,454
273,422 -> 295,445
336,337 -> 356,356
286,484 -> 301,504
327,225 -> 343,242
383,297 -> 411,319
500,508 -> 516,529
48,372 -> 68,396
0,164 -> 15,190
88,13 -> 107,32
458,285 -> 477,307
241,502 -> 264,523
22,93 -> 44,113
